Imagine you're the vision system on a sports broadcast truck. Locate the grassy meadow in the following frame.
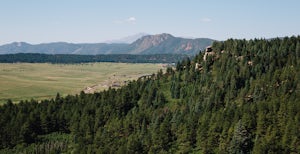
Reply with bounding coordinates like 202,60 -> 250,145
0,63 -> 163,104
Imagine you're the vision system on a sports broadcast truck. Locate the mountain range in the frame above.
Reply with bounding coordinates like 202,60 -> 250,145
0,33 -> 214,55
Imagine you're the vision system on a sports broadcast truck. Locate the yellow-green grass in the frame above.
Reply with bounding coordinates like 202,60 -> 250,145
0,63 -> 163,104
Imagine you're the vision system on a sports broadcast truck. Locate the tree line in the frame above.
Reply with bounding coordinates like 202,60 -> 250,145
0,53 -> 189,64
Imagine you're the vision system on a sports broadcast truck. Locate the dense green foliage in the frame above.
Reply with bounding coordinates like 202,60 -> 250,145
0,53 -> 188,64
0,36 -> 299,153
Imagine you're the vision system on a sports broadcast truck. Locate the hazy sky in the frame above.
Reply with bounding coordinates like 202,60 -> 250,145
1,0 -> 299,45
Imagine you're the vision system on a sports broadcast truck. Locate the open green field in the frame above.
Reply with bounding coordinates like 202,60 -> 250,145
0,63 -> 163,104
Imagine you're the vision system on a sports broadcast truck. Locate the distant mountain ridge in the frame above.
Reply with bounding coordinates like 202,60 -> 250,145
0,34 -> 214,55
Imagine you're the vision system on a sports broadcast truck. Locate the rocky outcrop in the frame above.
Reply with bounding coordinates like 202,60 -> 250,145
203,46 -> 215,61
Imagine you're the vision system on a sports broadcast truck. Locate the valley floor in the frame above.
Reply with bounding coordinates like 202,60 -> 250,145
0,62 -> 163,104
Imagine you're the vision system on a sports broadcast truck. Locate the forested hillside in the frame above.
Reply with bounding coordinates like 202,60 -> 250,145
0,36 -> 299,153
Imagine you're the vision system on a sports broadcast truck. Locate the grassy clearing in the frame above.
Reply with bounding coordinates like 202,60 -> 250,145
0,63 -> 163,104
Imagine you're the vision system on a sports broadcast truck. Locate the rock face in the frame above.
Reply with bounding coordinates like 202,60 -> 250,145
203,46 -> 215,61
0,34 -> 214,55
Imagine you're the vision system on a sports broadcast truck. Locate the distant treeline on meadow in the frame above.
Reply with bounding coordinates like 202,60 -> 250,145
0,53 -> 190,64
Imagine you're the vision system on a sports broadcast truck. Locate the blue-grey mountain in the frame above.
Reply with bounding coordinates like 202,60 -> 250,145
0,34 -> 214,55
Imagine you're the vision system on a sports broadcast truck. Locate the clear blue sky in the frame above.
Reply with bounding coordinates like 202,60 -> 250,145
0,0 -> 299,45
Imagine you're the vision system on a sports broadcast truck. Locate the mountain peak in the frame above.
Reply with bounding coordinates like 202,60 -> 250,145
139,33 -> 174,40
135,33 -> 174,45
154,33 -> 174,37
128,33 -> 213,54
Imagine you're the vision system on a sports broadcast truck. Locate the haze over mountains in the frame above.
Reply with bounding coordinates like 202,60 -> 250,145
0,33 -> 214,55
104,33 -> 149,44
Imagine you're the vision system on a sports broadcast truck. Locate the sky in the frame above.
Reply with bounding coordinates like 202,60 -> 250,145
0,0 -> 299,45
